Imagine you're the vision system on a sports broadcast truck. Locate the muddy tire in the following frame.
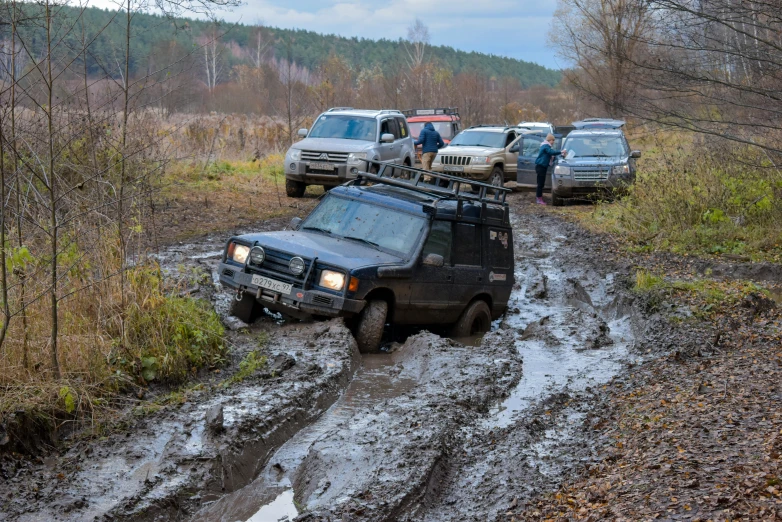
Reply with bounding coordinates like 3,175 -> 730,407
489,167 -> 504,189
551,191 -> 565,207
451,299 -> 492,338
353,300 -> 387,353
231,292 -> 261,324
286,179 -> 306,198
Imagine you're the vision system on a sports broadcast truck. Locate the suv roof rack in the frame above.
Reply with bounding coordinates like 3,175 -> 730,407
401,107 -> 460,117
327,107 -> 355,112
467,124 -> 508,130
378,109 -> 403,115
572,118 -> 625,129
351,160 -> 510,225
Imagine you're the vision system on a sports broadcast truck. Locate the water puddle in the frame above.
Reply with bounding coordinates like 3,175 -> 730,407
197,354 -> 416,521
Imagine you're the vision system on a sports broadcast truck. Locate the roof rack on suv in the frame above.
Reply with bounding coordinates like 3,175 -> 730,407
352,160 -> 510,225
401,107 -> 460,117
467,124 -> 508,129
572,118 -> 625,129
326,107 -> 355,112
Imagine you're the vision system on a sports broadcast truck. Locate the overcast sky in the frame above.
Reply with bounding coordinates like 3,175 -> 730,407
91,0 -> 563,68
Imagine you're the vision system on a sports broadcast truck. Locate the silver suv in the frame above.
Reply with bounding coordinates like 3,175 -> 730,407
284,108 -> 415,197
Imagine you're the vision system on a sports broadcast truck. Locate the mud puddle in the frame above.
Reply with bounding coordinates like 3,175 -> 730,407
197,355 -> 417,521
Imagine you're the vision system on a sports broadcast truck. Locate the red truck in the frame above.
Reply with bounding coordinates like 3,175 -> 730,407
402,108 -> 462,164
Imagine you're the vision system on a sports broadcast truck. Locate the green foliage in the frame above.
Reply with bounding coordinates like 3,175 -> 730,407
117,266 -> 227,384
225,351 -> 268,386
58,386 -> 77,414
634,270 -> 664,291
8,5 -> 560,89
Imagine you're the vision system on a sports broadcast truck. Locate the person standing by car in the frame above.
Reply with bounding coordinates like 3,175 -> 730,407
534,134 -> 566,205
414,122 -> 445,171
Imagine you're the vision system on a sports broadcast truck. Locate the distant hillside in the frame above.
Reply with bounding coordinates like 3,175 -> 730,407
6,5 -> 560,88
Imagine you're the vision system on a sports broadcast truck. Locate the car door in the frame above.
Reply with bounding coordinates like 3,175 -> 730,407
450,222 -> 486,320
395,116 -> 411,163
505,135 -> 521,180
503,131 -> 519,179
516,134 -> 545,187
407,220 -> 456,324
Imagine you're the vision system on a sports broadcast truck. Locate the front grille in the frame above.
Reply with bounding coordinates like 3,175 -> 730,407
301,150 -> 349,163
440,155 -> 472,166
247,248 -> 312,285
312,295 -> 334,306
223,269 -> 235,277
573,169 -> 609,181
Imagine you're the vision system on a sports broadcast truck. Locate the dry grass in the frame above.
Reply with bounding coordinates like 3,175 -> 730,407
558,129 -> 782,262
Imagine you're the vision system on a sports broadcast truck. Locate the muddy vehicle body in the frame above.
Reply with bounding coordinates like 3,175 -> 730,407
403,108 -> 462,165
218,164 -> 514,351
551,120 -> 641,206
430,125 -> 521,188
284,108 -> 415,197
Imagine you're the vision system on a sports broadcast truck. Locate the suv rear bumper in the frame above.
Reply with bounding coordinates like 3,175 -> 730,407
285,161 -> 357,186
218,262 -> 365,319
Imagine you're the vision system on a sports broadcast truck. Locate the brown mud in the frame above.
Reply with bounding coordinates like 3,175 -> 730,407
1,193 -> 777,522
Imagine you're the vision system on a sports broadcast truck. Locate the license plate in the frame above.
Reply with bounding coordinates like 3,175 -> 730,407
309,162 -> 335,171
251,274 -> 292,295
443,165 -> 464,173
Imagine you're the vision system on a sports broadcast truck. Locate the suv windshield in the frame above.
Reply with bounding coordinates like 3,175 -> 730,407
563,135 -> 627,158
308,115 -> 377,141
450,131 -> 506,148
302,195 -> 426,256
409,122 -> 454,140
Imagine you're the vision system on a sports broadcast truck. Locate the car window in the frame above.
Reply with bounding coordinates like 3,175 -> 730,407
453,223 -> 481,266
487,228 -> 512,269
302,195 -> 426,256
395,117 -> 409,139
450,131 -> 506,148
388,118 -> 401,139
380,119 -> 392,139
309,115 -> 377,141
422,220 -> 452,265
522,138 -> 542,157
562,135 -> 627,158
504,133 -> 516,147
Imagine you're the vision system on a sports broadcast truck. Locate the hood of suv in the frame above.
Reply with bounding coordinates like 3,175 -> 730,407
559,156 -> 627,167
292,138 -> 377,154
439,146 -> 502,156
236,230 -> 406,270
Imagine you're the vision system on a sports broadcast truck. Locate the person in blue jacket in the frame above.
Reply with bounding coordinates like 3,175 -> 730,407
534,134 -> 566,205
414,122 -> 445,171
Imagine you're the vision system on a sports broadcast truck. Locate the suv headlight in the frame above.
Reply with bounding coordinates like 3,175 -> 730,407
348,152 -> 367,165
228,242 -> 250,264
613,164 -> 630,175
319,270 -> 345,291
472,156 -> 489,165
553,165 -> 571,176
288,149 -> 301,161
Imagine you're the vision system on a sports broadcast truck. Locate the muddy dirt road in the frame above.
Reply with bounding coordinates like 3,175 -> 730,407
2,195 -> 660,522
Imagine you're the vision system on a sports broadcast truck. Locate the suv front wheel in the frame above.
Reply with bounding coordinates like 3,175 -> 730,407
353,300 -> 387,352
286,179 -> 306,198
489,166 -> 504,188
452,299 -> 492,338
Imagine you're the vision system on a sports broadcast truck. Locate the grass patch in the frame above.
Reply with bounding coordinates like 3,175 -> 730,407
565,131 -> 782,262
633,269 -> 769,317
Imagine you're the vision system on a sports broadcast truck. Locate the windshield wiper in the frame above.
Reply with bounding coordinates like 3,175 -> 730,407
302,226 -> 333,235
343,236 -> 381,249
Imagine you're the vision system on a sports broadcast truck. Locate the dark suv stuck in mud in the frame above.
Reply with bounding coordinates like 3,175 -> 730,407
218,164 -> 514,351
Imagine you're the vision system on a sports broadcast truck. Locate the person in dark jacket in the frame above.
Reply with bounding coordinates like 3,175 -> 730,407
534,134 -> 566,205
414,122 -> 445,170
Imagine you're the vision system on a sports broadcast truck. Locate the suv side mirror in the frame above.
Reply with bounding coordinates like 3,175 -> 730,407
381,133 -> 395,143
508,142 -> 519,153
630,150 -> 642,158
297,128 -> 308,138
422,253 -> 444,267
289,217 -> 303,230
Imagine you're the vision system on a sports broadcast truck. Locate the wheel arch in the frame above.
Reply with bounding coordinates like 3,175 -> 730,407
364,287 -> 396,321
